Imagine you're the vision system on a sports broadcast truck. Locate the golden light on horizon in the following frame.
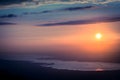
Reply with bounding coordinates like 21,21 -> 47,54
95,68 -> 104,72
96,33 -> 102,40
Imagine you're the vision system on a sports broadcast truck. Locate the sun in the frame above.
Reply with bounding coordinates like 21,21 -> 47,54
95,33 -> 102,39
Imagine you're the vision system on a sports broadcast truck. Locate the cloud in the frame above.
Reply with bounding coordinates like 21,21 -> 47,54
0,14 -> 17,18
23,5 -> 95,15
0,22 -> 16,25
39,16 -> 120,26
31,0 -> 120,5
0,0 -> 120,9
0,0 -> 29,5
62,6 -> 94,11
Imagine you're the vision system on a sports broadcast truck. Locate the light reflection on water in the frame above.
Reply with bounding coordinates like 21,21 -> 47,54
95,68 -> 104,71
33,59 -> 120,71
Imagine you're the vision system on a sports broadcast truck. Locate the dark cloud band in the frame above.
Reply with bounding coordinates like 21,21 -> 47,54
0,22 -> 16,25
0,0 -> 29,5
0,14 -> 17,18
39,16 -> 120,26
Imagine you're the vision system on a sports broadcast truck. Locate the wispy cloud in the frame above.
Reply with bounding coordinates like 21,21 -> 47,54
39,16 -> 120,26
0,0 -> 120,9
0,22 -> 16,25
23,6 -> 95,15
61,6 -> 95,11
0,14 -> 17,18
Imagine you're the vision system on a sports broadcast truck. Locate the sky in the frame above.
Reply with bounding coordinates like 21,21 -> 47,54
0,0 -> 120,25
0,0 -> 120,62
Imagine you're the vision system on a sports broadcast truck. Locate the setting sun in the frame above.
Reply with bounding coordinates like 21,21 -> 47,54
96,33 -> 102,39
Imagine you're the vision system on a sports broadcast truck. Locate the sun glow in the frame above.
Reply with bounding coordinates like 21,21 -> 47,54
96,33 -> 102,40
